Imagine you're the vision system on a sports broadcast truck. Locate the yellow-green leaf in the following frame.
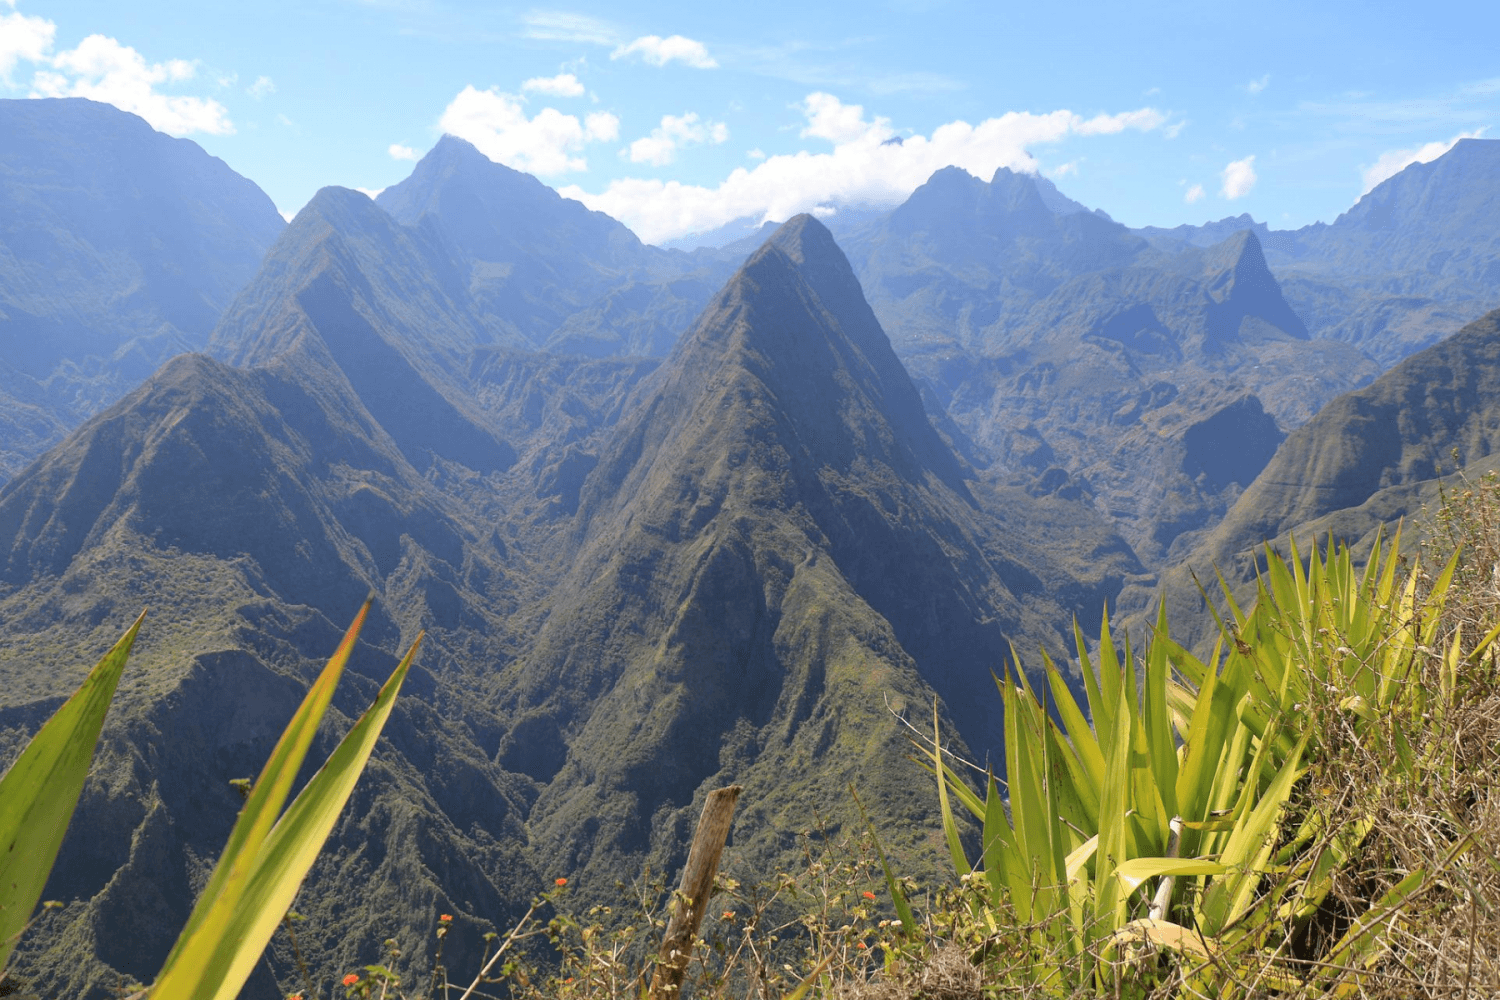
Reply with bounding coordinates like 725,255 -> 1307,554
0,612 -> 143,973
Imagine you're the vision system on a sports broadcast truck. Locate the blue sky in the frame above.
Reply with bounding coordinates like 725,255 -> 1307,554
2,0 -> 1497,242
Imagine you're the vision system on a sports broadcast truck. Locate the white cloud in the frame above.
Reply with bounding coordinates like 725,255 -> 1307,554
626,111 -> 728,166
747,147 -> 765,160
1246,74 -> 1270,95
439,85 -> 618,175
0,8 -> 54,84
1360,129 -> 1486,193
29,34 -> 232,135
801,91 -> 874,144
1050,161 -> 1078,178
561,92 -> 1168,244
1220,155 -> 1256,199
389,143 -> 419,160
1164,119 -> 1187,139
523,72 -> 585,97
247,74 -> 274,99
1184,183 -> 1205,203
611,34 -> 717,69
354,186 -> 385,200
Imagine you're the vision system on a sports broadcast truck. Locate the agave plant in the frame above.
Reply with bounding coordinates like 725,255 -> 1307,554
0,599 -> 420,1000
914,528 -> 1500,997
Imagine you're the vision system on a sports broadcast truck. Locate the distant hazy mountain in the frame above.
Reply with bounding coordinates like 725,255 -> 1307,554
0,98 -> 285,482
834,167 -> 1376,565
840,165 -> 1147,355
1168,306 -> 1500,591
0,212 -> 1135,997
1137,138 -> 1500,365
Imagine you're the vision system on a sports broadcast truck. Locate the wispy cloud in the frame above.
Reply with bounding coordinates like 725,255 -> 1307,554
1220,156 -> 1256,199
1184,183 -> 1205,203
389,142 -> 419,160
866,70 -> 963,95
247,74 -> 274,99
611,34 -> 716,69
520,11 -> 619,46
562,92 -> 1169,243
1360,129 -> 1486,193
1245,74 -> 1269,95
1298,77 -> 1500,135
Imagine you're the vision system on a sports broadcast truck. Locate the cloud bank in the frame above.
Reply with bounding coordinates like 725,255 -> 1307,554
2,6 -> 230,135
558,92 -> 1167,243
31,34 -> 233,135
440,85 -> 618,175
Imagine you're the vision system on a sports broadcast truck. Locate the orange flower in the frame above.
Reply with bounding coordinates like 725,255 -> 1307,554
856,942 -> 868,949
288,995 -> 305,1000
722,910 -> 735,919
555,877 -> 568,886
862,891 -> 876,900
343,973 -> 360,986
439,913 -> 453,922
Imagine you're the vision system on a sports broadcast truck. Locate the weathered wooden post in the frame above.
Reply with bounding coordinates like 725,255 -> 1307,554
649,784 -> 743,1000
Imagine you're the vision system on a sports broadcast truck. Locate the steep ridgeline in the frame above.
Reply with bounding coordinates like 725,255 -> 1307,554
0,98 -> 285,482
1146,307 -> 1500,644
839,168 -> 1377,566
209,185 -> 516,477
376,136 -> 738,357
1140,138 -> 1500,365
0,212 -> 1137,997
496,215 -> 1141,890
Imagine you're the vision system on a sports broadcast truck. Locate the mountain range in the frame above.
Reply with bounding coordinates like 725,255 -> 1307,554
0,120 -> 1135,995
3,97 -> 1500,997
